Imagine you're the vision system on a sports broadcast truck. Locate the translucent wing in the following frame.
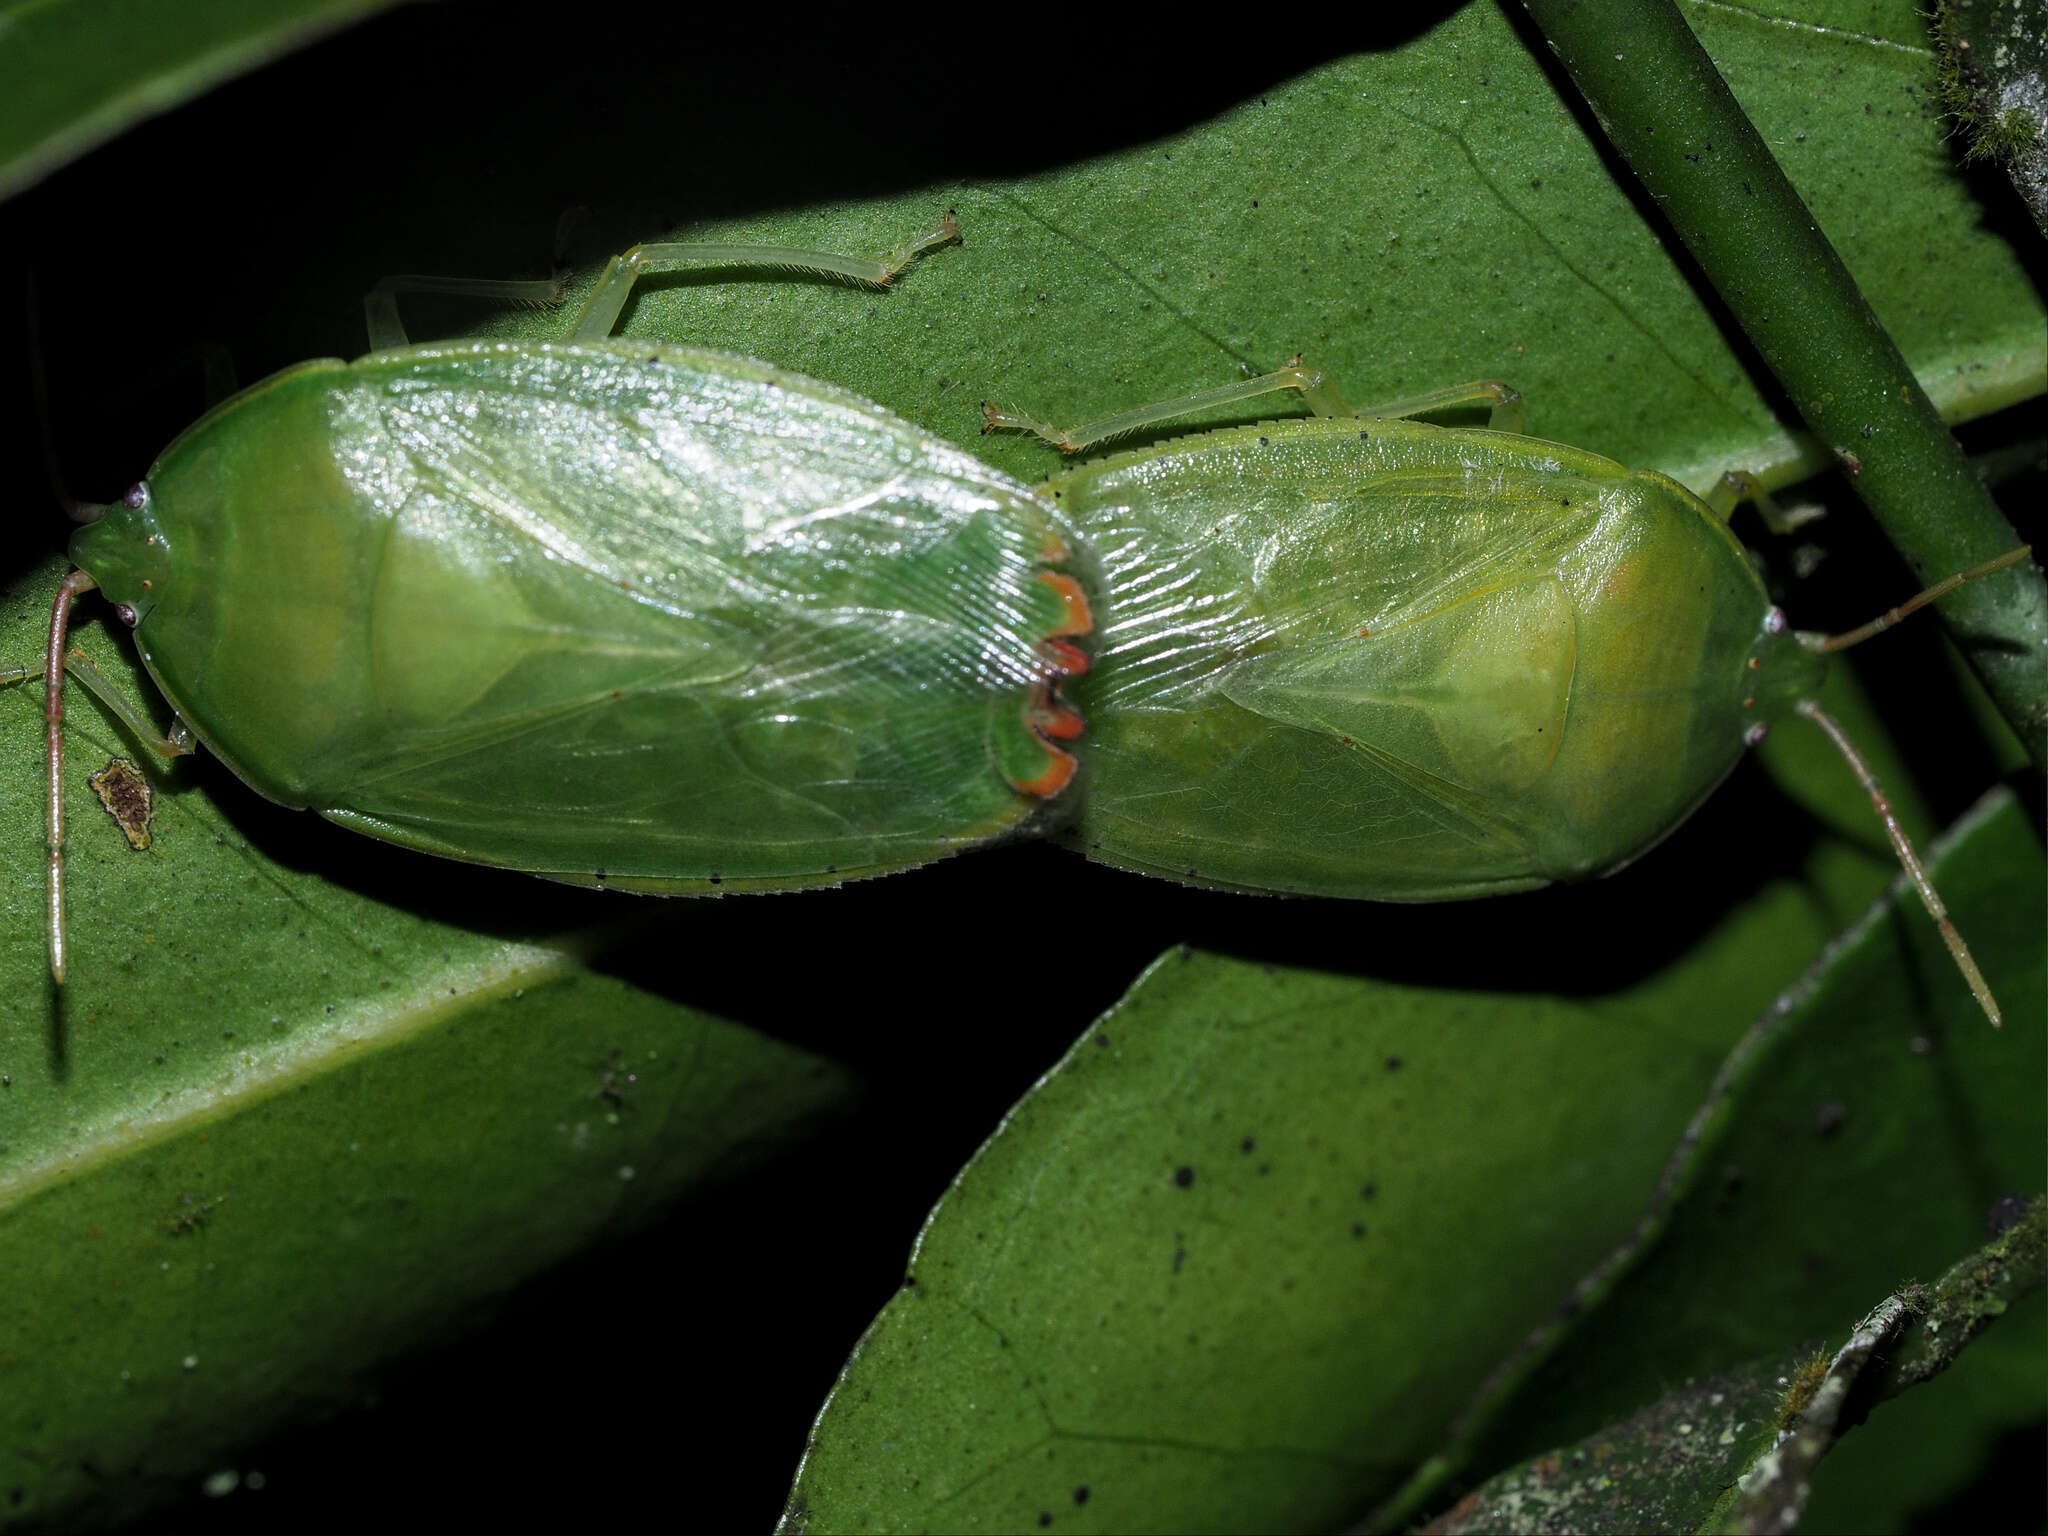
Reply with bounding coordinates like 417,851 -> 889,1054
1054,423 -> 1622,896
1219,572 -> 1576,846
308,343 -> 1073,885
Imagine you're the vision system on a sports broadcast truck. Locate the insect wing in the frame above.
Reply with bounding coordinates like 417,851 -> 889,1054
1217,569 -> 1576,850
1047,420 -> 1759,898
143,343 -> 1077,888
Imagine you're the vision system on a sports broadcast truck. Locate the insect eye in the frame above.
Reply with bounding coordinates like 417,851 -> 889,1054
114,603 -> 139,627
122,483 -> 148,510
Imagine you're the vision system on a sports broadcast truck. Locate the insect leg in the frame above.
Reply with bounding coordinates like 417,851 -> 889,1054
68,650 -> 195,757
567,213 -> 961,342
3,649 -> 195,758
363,274 -> 567,351
982,361 -> 1350,454
1344,380 -> 1524,433
1703,469 -> 1823,534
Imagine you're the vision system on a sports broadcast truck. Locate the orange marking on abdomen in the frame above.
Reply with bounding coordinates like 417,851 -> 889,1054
1036,570 -> 1094,638
1040,638 -> 1090,678
1030,692 -> 1085,741
1012,744 -> 1078,799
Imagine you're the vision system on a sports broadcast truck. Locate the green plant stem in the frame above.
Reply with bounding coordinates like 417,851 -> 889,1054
1520,0 -> 2048,768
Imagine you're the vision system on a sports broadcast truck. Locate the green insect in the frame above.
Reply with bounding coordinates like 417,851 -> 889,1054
980,370 -> 2024,1026
10,215 -> 1092,983
6,218 -> 2026,1028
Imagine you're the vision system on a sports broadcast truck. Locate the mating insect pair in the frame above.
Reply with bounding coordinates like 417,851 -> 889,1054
6,215 -> 2030,1024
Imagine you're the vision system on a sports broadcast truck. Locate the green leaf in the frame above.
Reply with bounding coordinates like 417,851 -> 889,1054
783,795 -> 2040,1534
1450,791 -> 2046,1532
779,919 -> 1779,1533
446,6 -> 2046,500
0,0 -> 416,202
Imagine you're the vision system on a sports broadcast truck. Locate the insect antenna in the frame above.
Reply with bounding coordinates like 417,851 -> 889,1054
1814,546 -> 2032,652
1791,543 -> 2037,1028
1794,699 -> 2000,1026
43,569 -> 101,984
23,270 -> 111,983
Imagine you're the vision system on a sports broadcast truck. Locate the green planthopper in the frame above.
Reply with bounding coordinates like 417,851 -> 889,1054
8,218 -> 2029,1023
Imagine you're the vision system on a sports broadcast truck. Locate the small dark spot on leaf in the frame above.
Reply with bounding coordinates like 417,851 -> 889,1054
902,1274 -> 918,1289
1257,1164 -> 1270,1176
1350,1221 -> 1366,1238
1172,1245 -> 1186,1274
1815,1100 -> 1847,1137
1385,1055 -> 1403,1072
1241,1137 -> 1256,1154
1174,1166 -> 1195,1189
1361,1181 -> 1377,1200
1074,1486 -> 1091,1505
